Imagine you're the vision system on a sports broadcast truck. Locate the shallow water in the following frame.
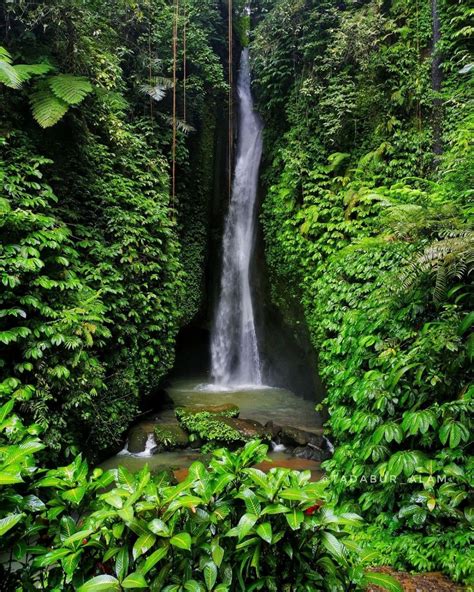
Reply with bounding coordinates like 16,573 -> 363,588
169,378 -> 323,434
101,377 -> 323,476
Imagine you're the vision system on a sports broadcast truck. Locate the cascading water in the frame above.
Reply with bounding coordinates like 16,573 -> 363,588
210,48 -> 263,387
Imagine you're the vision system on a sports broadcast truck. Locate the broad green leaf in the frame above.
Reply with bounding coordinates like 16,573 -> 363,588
0,513 -> 24,536
77,575 -> 121,592
0,470 -> 23,485
321,531 -> 346,563
226,513 -> 257,540
122,572 -> 148,589
140,546 -> 168,575
238,489 -> 261,515
35,548 -> 71,567
256,522 -> 272,544
279,488 -> 311,502
115,547 -> 129,581
170,532 -> 191,551
118,507 -> 134,522
0,399 -> 14,423
203,561 -> 217,591
184,581 -> 204,592
362,572 -> 403,592
285,509 -> 304,530
63,529 -> 93,547
211,541 -> 224,567
261,503 -> 289,515
148,518 -> 170,537
243,468 -> 267,489
61,550 -> 81,581
62,486 -> 87,505
133,533 -> 156,560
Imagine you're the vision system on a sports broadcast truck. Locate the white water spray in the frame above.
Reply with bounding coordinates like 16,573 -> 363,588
211,49 -> 263,387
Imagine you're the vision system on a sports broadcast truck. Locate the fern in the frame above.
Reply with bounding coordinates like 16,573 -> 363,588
48,74 -> 93,105
29,86 -> 69,128
0,47 -> 21,89
0,46 -> 53,89
0,47 -> 91,127
398,233 -> 474,303
14,63 -> 54,81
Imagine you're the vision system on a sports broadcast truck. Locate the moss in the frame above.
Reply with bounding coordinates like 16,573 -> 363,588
176,410 -> 243,444
176,407 -> 271,447
153,424 -> 189,449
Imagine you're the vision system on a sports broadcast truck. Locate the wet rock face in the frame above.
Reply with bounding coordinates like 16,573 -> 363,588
264,421 -> 332,461
127,426 -> 148,454
293,444 -> 331,462
221,417 -> 270,440
279,426 -> 324,447
264,422 -> 324,448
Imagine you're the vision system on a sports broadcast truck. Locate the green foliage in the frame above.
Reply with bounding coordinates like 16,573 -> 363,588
0,0 -> 230,458
1,417 -> 403,591
154,425 -> 189,449
252,0 -> 473,583
0,46 -> 93,128
176,409 -> 246,446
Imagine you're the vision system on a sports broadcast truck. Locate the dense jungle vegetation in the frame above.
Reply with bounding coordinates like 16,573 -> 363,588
0,0 -> 472,590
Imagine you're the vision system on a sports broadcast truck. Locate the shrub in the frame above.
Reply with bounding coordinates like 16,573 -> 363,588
0,396 -> 403,592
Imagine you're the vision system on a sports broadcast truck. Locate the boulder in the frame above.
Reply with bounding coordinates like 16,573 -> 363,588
293,443 -> 332,462
127,425 -> 148,454
221,417 -> 270,441
154,423 -> 189,449
264,421 -> 281,439
278,426 -> 324,448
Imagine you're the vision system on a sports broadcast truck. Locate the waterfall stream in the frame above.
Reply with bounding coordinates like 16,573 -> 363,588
210,49 -> 264,387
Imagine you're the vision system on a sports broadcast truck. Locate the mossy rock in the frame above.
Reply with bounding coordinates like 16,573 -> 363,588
220,418 -> 270,441
177,409 -> 270,446
127,426 -> 148,454
154,424 -> 189,449
177,411 -> 242,444
176,403 -> 239,419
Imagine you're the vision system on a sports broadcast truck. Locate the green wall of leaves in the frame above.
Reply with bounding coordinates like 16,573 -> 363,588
251,0 -> 473,581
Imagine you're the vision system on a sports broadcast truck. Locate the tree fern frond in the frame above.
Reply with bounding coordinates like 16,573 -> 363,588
0,46 -> 12,62
48,74 -> 93,105
14,63 -> 54,82
0,60 -> 22,89
29,87 -> 69,128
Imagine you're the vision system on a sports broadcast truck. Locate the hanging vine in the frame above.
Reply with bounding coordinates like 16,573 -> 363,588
172,0 -> 179,206
182,0 -> 187,124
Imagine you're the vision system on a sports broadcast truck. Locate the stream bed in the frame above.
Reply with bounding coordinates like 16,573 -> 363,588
101,378 -> 326,481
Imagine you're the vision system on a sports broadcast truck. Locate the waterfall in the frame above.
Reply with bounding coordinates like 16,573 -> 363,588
210,49 -> 263,387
